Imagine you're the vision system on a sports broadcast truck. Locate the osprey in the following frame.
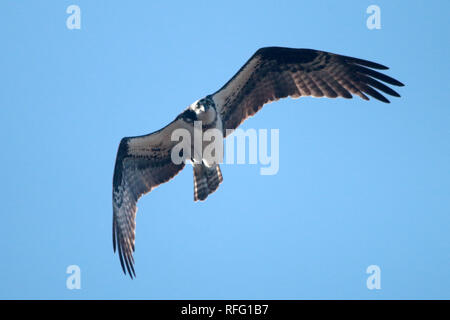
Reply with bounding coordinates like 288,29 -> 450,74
112,47 -> 404,278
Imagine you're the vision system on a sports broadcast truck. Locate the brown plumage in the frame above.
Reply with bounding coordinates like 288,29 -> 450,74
212,47 -> 403,135
112,46 -> 403,278
193,164 -> 223,201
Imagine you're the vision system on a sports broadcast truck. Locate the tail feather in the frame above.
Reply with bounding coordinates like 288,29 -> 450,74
193,163 -> 223,201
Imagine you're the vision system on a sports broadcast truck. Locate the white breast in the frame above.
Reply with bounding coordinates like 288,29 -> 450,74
197,107 -> 217,125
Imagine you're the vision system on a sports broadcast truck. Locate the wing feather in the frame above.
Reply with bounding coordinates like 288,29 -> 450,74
213,47 -> 404,134
112,119 -> 190,278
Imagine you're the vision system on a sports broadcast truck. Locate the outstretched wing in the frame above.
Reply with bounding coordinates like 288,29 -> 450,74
112,118 -> 190,278
212,47 -> 404,134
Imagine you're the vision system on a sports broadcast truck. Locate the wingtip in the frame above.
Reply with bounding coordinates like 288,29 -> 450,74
346,56 -> 389,70
370,96 -> 391,104
378,95 -> 391,104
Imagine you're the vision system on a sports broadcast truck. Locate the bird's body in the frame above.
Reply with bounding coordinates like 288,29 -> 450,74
112,47 -> 404,277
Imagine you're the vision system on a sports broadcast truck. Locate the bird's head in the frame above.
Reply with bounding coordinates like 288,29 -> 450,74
189,96 -> 217,124
193,101 -> 206,113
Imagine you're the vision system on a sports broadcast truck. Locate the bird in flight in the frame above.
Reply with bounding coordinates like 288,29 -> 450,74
112,46 -> 404,278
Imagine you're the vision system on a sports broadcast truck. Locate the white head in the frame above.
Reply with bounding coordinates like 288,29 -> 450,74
189,96 -> 217,125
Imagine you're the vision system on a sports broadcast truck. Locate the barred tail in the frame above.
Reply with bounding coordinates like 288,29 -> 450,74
193,163 -> 223,201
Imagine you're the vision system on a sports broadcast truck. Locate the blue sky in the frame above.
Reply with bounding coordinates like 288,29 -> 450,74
0,1 -> 449,299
